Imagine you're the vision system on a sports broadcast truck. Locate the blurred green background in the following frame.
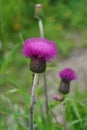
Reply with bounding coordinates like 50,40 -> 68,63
0,0 -> 87,129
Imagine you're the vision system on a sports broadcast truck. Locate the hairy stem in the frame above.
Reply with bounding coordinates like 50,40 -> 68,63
29,74 -> 38,130
38,19 -> 49,118
43,72 -> 49,118
62,102 -> 67,130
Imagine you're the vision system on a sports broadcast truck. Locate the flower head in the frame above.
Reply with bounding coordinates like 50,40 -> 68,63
59,68 -> 77,82
22,37 -> 57,61
22,37 -> 57,73
58,68 -> 77,94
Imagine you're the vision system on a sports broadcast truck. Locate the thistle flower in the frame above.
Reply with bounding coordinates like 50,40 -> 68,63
58,68 -> 77,94
22,37 -> 57,73
59,68 -> 77,82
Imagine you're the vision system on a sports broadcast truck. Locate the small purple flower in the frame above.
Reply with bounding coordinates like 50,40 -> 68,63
58,68 -> 77,94
53,94 -> 64,101
22,37 -> 58,73
22,37 -> 57,61
59,68 -> 77,82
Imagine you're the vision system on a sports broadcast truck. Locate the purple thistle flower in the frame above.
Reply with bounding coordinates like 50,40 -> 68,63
22,37 -> 58,73
22,37 -> 57,61
59,68 -> 77,82
58,68 -> 77,94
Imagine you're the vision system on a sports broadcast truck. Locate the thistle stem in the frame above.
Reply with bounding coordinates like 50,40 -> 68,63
38,18 -> 49,119
43,72 -> 49,118
62,102 -> 67,130
29,73 -> 38,130
38,19 -> 44,37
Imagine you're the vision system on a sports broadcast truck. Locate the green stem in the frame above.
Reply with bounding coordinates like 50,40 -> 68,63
62,102 -> 67,130
38,19 -> 44,38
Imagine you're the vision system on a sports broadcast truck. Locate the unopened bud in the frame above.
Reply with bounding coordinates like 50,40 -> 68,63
34,4 -> 43,19
58,80 -> 70,94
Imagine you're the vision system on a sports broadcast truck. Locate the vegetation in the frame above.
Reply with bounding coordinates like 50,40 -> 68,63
0,0 -> 87,130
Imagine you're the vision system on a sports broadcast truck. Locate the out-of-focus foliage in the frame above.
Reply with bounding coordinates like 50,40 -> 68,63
0,1 -> 87,130
0,0 -> 87,66
0,0 -> 87,42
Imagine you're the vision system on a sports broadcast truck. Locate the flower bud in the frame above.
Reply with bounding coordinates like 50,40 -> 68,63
58,80 -> 70,94
53,94 -> 64,101
30,59 -> 46,73
34,4 -> 43,19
